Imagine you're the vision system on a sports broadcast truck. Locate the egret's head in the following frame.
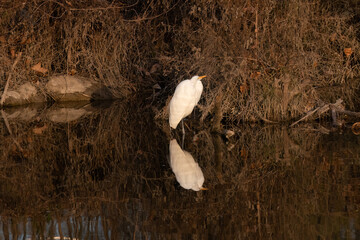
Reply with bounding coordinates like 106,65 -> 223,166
191,75 -> 206,81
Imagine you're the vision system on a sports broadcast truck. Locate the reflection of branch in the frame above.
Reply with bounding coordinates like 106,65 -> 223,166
0,52 -> 22,106
1,110 -> 23,151
1,110 -> 12,135
212,133 -> 225,184
279,127 -> 311,163
257,191 -> 261,239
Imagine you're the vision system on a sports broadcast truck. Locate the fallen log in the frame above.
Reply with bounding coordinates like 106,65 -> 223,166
290,99 -> 350,127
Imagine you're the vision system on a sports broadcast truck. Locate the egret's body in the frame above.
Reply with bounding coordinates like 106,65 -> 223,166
169,75 -> 206,129
169,139 -> 206,191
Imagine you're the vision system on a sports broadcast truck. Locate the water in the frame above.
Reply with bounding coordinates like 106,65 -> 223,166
0,101 -> 359,239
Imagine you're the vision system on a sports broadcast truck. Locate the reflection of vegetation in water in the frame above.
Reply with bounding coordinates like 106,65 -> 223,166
0,102 -> 359,239
1,215 -> 109,239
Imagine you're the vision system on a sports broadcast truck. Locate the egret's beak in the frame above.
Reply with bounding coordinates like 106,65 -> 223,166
200,187 -> 208,191
198,75 -> 207,79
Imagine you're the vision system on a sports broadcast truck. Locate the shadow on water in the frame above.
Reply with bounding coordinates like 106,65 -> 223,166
0,100 -> 360,239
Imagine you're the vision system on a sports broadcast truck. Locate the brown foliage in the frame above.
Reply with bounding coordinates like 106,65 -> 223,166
1,0 -> 360,121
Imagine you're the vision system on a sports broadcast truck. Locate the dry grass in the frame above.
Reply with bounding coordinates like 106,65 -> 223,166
1,0 -> 360,122
156,0 -> 360,122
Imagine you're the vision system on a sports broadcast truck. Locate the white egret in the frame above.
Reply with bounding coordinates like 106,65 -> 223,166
169,75 -> 206,130
169,139 -> 207,191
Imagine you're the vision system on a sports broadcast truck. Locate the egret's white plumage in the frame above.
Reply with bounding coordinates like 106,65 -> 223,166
169,139 -> 206,191
169,75 -> 206,129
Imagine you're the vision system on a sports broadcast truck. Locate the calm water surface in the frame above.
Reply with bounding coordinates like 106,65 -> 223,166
0,101 -> 359,239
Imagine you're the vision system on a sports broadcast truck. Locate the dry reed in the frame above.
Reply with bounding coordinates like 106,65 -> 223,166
1,1 -> 359,122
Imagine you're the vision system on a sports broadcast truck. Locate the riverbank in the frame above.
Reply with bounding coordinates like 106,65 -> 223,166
1,0 -> 360,122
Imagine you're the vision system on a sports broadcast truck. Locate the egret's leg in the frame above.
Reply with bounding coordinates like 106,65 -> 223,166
181,119 -> 185,148
181,119 -> 185,135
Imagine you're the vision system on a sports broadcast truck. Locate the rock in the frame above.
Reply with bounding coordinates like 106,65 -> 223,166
3,105 -> 38,121
2,82 -> 45,106
46,101 -> 94,123
1,75 -> 115,107
91,86 -> 114,100
47,108 -> 89,123
46,75 -> 112,102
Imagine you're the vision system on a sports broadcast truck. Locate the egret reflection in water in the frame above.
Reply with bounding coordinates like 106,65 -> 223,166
169,139 -> 207,191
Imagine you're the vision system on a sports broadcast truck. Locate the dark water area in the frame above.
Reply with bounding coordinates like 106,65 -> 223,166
0,101 -> 359,239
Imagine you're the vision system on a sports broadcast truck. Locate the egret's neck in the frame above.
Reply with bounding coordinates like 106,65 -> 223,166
191,79 -> 200,85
